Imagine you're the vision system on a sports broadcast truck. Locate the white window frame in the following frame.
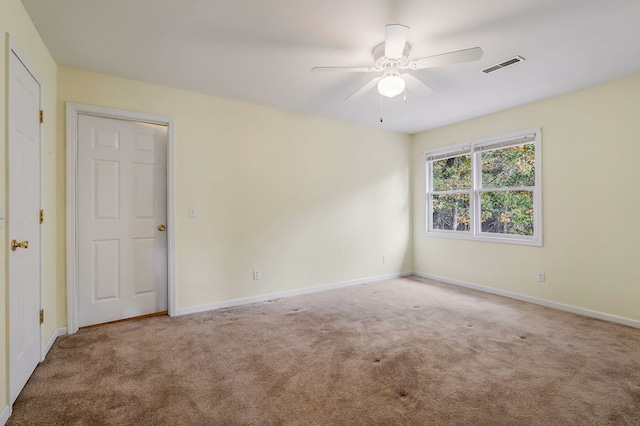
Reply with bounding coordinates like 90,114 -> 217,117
425,128 -> 542,246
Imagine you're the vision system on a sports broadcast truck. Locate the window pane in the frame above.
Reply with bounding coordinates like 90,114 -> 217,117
482,143 -> 535,188
432,194 -> 470,231
480,191 -> 534,236
432,154 -> 472,191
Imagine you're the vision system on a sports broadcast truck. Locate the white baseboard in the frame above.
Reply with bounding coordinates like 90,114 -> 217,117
42,327 -> 68,361
175,272 -> 413,316
0,404 -> 11,426
413,272 -> 640,329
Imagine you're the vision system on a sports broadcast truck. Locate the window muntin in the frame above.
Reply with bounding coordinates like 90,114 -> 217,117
425,130 -> 541,246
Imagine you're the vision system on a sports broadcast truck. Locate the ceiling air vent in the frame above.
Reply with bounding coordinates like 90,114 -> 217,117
482,55 -> 525,74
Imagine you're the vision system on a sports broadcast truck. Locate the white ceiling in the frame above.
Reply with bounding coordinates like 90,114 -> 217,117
21,0 -> 640,134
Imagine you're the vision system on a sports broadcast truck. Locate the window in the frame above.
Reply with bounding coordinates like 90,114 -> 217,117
425,129 -> 541,246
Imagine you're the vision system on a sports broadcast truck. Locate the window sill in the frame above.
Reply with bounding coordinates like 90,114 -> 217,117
424,230 -> 542,247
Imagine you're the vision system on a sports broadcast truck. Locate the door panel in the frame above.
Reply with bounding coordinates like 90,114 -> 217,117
77,115 -> 167,327
93,239 -> 120,300
8,49 -> 42,404
94,160 -> 120,219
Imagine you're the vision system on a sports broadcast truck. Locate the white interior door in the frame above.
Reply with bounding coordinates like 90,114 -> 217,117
77,114 -> 168,327
8,48 -> 42,404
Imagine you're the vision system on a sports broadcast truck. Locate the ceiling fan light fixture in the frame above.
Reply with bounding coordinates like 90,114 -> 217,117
377,73 -> 405,98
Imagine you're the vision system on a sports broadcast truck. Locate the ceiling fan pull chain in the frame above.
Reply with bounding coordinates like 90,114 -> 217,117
380,95 -> 384,123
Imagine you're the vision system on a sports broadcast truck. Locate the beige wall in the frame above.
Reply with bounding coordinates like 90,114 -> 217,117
1,0 -> 59,415
412,74 -> 640,321
58,67 -> 413,311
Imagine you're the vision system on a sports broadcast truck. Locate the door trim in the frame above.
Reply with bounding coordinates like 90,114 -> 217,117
8,36 -> 44,404
66,102 -> 176,334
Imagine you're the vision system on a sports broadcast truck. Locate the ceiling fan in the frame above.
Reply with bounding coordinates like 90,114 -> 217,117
312,24 -> 483,102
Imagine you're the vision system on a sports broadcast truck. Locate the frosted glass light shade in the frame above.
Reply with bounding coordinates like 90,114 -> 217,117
377,73 -> 405,98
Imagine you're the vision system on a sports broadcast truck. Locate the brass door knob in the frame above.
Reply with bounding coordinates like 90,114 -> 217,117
157,224 -> 166,231
11,240 -> 29,251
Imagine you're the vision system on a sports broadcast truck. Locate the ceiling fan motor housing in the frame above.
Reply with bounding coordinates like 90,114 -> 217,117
373,43 -> 411,71
373,42 -> 410,98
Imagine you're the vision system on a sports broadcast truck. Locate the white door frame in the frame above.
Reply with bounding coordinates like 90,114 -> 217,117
66,102 -> 176,334
8,36 -> 44,402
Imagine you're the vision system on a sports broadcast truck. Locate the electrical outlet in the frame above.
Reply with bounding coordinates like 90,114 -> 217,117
188,207 -> 197,218
537,272 -> 546,282
253,269 -> 261,280
382,255 -> 388,264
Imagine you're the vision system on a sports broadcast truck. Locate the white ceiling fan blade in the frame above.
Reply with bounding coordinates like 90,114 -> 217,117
402,73 -> 434,97
409,47 -> 483,70
345,77 -> 382,102
312,66 -> 376,73
384,24 -> 409,59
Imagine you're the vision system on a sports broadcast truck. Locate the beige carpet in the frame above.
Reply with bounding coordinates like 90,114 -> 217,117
8,276 -> 640,425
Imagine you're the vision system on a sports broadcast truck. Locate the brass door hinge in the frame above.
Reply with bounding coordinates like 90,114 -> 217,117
39,309 -> 44,324
40,209 -> 44,224
40,110 -> 44,124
